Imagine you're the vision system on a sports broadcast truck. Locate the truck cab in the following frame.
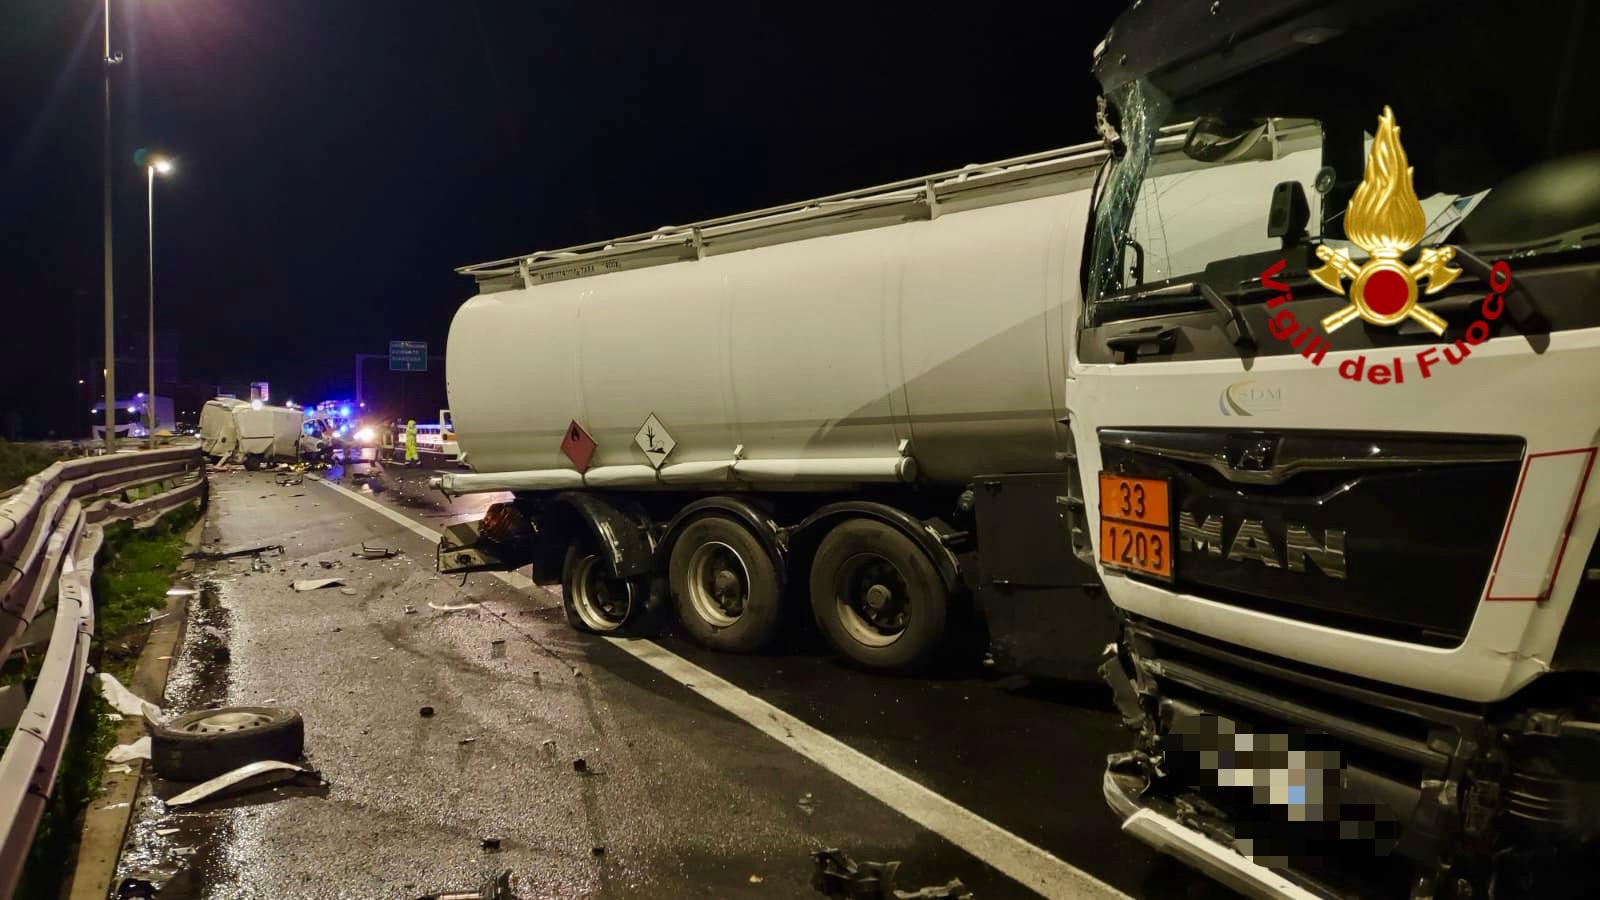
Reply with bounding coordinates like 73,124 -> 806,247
1075,1 -> 1600,896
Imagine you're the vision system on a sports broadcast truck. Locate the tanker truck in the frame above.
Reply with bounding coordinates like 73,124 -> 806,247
434,142 -> 1123,675
1080,0 -> 1600,897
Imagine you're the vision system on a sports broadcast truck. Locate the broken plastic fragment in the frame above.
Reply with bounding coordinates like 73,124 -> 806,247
97,673 -> 167,724
427,600 -> 481,612
166,760 -> 308,807
105,737 -> 152,763
292,578 -> 344,591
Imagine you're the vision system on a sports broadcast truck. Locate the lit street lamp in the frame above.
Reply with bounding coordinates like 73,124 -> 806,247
146,157 -> 174,447
102,0 -> 124,451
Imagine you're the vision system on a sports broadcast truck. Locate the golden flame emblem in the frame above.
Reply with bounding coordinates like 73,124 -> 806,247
1312,107 -> 1460,335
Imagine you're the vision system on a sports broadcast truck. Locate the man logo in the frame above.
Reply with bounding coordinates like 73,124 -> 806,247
1219,381 -> 1282,417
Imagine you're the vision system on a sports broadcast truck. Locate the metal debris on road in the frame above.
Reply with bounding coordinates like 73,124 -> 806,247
115,877 -> 157,899
427,600 -> 481,612
480,836 -> 501,851
166,760 -> 309,807
403,605 -> 417,614
186,543 -> 285,560
419,868 -> 514,900
251,555 -> 271,572
318,559 -> 341,569
274,472 -> 304,486
292,578 -> 345,591
751,875 -> 765,884
810,849 -> 973,900
354,542 -> 400,559
490,639 -> 507,659
591,845 -> 606,856
420,706 -> 436,717
572,758 -> 588,773
798,792 -> 819,815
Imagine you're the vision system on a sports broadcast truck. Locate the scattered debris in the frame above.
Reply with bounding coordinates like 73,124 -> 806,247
97,673 -> 166,723
591,845 -> 606,856
166,760 -> 309,807
459,737 -> 477,745
114,877 -> 158,899
798,792 -> 819,815
490,639 -> 507,659
480,837 -> 501,851
292,578 -> 345,591
419,868 -> 514,900
572,758 -> 588,774
165,587 -> 198,597
155,827 -> 180,836
811,849 -> 973,900
251,555 -> 271,573
186,543 -> 285,560
750,875 -> 765,884
318,559 -> 341,569
274,472 -> 304,486
340,588 -> 357,596
403,605 -> 417,615
428,600 -> 481,612
107,764 -> 134,776
420,706 -> 436,717
105,737 -> 152,763
354,542 -> 400,559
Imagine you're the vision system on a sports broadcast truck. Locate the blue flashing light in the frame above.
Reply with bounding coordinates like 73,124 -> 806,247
340,405 -> 352,418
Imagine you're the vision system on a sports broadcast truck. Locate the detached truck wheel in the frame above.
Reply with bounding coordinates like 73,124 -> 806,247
561,543 -> 644,634
668,515 -> 783,652
149,706 -> 304,782
810,519 -> 948,673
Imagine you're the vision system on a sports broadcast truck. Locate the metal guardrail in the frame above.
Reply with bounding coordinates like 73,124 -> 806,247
0,447 -> 205,897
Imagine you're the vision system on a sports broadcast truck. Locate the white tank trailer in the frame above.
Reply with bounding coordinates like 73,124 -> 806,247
438,140 -> 1116,674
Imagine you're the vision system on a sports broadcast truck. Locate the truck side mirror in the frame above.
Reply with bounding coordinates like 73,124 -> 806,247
1268,181 -> 1310,249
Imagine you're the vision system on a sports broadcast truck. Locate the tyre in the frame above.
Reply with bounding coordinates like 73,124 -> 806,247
668,515 -> 783,653
561,542 -> 643,634
809,518 -> 949,673
242,454 -> 263,471
149,706 -> 304,782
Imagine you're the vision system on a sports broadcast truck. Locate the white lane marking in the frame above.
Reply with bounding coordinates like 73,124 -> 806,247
313,475 -> 1128,899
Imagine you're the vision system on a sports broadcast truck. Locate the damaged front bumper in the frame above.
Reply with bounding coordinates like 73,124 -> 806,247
1100,619 -> 1600,898
1102,768 -> 1321,900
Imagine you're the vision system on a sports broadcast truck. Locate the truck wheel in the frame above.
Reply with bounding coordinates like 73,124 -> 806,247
810,519 -> 948,673
668,516 -> 783,652
149,706 -> 304,782
561,543 -> 642,634
243,454 -> 263,471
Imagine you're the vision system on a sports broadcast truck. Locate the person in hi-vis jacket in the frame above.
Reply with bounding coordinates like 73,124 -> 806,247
404,419 -> 419,465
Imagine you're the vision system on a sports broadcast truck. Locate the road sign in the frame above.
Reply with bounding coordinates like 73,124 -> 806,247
561,420 -> 597,473
389,340 -> 428,372
633,414 -> 676,469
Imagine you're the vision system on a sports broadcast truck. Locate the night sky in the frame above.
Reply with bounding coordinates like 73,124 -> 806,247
1,0 -> 1121,437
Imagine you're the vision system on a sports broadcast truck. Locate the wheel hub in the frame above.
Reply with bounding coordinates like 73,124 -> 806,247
686,541 -> 750,627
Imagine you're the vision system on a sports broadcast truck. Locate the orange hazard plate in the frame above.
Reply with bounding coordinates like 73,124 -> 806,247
1098,473 -> 1174,581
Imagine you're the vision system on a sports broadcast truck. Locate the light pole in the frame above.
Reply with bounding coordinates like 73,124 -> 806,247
146,157 -> 174,447
102,0 -> 124,451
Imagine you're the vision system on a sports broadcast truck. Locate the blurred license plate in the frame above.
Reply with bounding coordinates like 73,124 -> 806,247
1098,473 -> 1173,580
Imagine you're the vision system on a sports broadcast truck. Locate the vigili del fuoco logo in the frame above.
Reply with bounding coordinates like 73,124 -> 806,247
1259,107 -> 1514,385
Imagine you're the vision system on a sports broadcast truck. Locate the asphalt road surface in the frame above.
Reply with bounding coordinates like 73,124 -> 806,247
116,452 -> 1233,899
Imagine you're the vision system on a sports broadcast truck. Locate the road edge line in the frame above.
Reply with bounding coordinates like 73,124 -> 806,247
312,474 -> 1129,899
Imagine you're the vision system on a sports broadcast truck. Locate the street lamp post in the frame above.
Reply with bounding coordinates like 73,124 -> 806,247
102,0 -> 123,451
146,158 -> 173,447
